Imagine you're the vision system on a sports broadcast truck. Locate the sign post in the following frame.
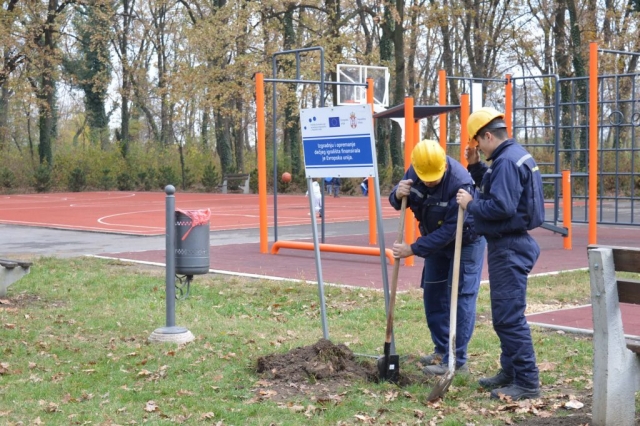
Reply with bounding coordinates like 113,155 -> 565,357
300,105 -> 393,351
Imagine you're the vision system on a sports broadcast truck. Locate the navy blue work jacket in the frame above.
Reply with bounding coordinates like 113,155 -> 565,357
467,138 -> 545,238
389,157 -> 477,258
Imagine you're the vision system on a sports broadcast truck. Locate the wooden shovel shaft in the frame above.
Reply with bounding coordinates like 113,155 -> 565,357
385,196 -> 407,344
447,205 -> 465,373
427,204 -> 466,401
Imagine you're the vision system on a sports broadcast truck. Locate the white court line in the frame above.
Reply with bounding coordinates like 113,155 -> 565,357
97,210 -> 165,229
0,219 -> 162,234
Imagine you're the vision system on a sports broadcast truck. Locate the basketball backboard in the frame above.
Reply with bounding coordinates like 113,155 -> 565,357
336,64 -> 389,107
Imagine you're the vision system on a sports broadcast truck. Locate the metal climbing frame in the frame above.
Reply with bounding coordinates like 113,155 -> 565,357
511,74 -> 564,227
443,74 -> 568,233
593,50 -> 640,225
556,50 -> 640,227
444,62 -> 640,230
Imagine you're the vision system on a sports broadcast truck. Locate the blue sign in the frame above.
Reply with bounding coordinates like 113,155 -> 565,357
300,105 -> 376,178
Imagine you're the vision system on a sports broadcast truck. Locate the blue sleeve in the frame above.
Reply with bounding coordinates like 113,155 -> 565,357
468,162 -> 488,187
467,159 -> 522,220
389,185 -> 402,210
389,168 -> 413,210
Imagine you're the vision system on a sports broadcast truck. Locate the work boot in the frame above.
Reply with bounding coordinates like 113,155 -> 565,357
478,369 -> 514,390
419,352 -> 443,366
422,362 -> 469,376
490,384 -> 540,400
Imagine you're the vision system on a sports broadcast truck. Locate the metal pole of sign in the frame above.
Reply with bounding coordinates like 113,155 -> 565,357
370,154 -> 394,354
148,185 -> 195,344
307,177 -> 329,339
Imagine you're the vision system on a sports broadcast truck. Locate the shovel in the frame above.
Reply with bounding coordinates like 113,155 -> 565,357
377,196 -> 407,383
427,205 -> 465,401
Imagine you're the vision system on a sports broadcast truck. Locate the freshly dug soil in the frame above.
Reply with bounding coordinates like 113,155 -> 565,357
256,338 -> 378,383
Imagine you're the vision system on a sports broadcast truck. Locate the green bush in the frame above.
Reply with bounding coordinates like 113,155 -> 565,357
99,168 -> 115,190
67,167 -> 87,192
157,165 -> 179,189
0,167 -> 15,189
116,170 -> 134,191
137,167 -> 156,191
181,166 -> 196,190
202,162 -> 220,192
33,163 -> 52,193
249,167 -> 258,193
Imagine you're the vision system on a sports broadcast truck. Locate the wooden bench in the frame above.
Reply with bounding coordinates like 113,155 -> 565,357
0,258 -> 32,297
587,245 -> 640,426
220,173 -> 250,194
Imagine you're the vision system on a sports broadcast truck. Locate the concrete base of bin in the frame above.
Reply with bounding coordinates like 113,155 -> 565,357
148,326 -> 195,344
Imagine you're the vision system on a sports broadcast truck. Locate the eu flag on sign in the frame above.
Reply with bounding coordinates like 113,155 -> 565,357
329,117 -> 340,127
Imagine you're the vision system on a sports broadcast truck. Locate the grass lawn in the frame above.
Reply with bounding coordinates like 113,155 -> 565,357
0,256 -> 627,425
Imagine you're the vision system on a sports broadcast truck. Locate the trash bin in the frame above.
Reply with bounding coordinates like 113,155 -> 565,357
175,209 -> 211,275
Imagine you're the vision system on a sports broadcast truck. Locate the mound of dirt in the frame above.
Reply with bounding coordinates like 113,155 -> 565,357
256,338 -> 378,383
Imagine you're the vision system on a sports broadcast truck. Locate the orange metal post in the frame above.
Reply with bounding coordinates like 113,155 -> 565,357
438,69 -> 447,150
271,240 -> 395,265
368,176 -> 375,244
460,93 -> 470,168
256,73 -> 268,254
404,98 -> 415,266
414,115 -> 421,246
505,75 -> 513,138
588,42 -> 598,245
366,78 -> 376,245
562,170 -> 573,250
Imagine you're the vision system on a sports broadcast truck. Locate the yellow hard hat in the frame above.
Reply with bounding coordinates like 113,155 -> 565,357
467,107 -> 506,140
411,139 -> 446,182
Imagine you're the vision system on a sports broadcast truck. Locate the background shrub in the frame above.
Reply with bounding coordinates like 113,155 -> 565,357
67,167 -> 87,192
33,163 -> 52,193
0,167 -> 15,189
202,162 -> 220,192
116,170 -> 134,191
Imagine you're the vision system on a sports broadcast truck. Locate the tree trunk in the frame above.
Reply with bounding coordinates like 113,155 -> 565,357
234,96 -> 245,172
0,85 -> 9,150
376,2 -> 394,170
390,0 -> 405,170
215,108 -> 233,174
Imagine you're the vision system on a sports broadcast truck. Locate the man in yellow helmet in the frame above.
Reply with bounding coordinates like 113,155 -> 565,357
456,107 -> 545,401
389,139 -> 486,377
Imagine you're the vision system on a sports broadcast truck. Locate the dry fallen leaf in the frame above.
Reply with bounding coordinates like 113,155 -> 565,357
564,399 -> 584,409
144,400 -> 159,412
538,361 -> 557,371
43,402 -> 59,413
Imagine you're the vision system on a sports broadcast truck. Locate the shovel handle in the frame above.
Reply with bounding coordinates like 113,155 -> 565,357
385,196 -> 407,344
447,205 -> 465,372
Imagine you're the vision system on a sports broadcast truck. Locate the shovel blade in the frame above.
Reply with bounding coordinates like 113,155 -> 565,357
427,371 -> 454,402
377,354 -> 400,383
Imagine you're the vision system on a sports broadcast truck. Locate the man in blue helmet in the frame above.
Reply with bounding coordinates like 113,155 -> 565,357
389,139 -> 486,376
457,107 -> 545,401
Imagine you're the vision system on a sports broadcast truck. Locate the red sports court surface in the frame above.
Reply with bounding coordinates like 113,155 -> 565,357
3,191 -> 640,337
0,191 -> 397,235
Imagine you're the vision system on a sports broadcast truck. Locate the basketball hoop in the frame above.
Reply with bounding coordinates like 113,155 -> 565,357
336,64 -> 389,108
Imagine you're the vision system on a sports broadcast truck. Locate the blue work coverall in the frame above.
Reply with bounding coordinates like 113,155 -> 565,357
389,157 -> 486,368
466,138 -> 545,389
